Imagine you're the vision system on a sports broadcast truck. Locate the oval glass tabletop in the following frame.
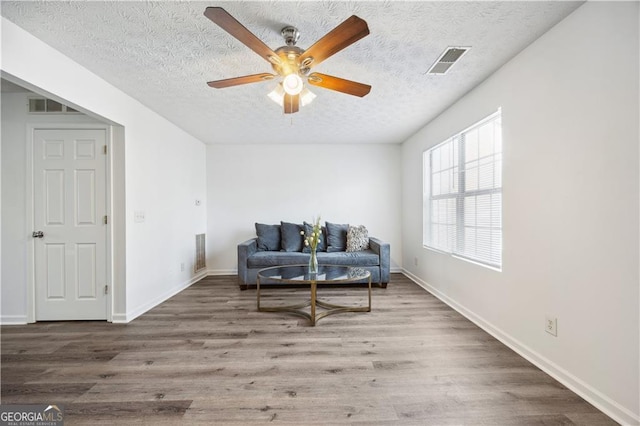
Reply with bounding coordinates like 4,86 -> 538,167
257,264 -> 370,284
256,264 -> 373,326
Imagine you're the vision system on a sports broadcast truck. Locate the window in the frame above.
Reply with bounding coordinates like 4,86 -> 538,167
423,110 -> 502,269
28,96 -> 80,114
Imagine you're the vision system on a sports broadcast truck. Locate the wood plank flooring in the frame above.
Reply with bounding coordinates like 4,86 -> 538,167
1,274 -> 616,425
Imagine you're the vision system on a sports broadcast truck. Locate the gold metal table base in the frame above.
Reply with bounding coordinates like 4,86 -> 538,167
257,277 -> 372,326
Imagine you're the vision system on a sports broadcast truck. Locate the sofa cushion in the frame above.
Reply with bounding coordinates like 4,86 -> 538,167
325,222 -> 349,252
255,223 -> 280,251
346,225 -> 370,252
316,250 -> 380,266
280,222 -> 304,252
302,222 -> 327,252
247,251 -> 309,268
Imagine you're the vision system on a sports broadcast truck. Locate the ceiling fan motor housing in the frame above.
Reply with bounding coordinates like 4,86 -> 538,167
273,45 -> 307,76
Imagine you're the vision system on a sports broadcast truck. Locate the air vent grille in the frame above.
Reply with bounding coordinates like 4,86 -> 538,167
195,234 -> 206,273
427,47 -> 470,75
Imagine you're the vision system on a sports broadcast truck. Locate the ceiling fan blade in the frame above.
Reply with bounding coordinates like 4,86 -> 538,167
207,73 -> 276,89
204,7 -> 280,65
307,73 -> 371,97
300,16 -> 369,68
284,94 -> 300,114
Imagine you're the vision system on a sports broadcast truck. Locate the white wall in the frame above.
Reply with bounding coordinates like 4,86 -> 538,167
401,2 -> 639,424
1,18 -> 207,322
206,143 -> 402,273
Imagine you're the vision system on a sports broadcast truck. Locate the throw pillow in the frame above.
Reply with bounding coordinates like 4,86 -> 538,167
255,223 -> 280,251
325,222 -> 349,252
346,225 -> 370,252
280,221 -> 304,252
302,222 -> 327,252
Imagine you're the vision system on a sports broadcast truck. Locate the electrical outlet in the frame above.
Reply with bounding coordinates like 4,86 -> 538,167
545,316 -> 557,336
180,262 -> 185,272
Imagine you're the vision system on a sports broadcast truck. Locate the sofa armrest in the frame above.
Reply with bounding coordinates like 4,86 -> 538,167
237,238 -> 258,288
369,237 -> 390,284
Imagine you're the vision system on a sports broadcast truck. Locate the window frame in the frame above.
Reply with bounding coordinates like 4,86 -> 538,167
27,96 -> 81,114
423,109 -> 502,270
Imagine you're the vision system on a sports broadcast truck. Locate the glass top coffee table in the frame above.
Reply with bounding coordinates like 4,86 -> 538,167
257,265 -> 371,326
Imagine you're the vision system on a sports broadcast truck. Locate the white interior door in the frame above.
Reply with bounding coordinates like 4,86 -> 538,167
33,128 -> 108,320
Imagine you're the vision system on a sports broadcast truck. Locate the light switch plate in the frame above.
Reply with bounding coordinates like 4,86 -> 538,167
134,211 -> 145,223
545,315 -> 557,337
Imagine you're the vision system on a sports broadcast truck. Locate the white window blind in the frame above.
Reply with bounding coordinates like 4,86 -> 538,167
423,110 -> 502,269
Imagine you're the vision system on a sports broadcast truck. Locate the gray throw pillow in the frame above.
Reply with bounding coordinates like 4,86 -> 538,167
346,225 -> 370,252
325,222 -> 349,252
255,223 -> 280,251
280,221 -> 304,252
302,222 -> 327,252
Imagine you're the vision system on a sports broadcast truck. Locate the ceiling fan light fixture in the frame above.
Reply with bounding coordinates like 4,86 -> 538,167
268,84 -> 315,108
267,84 -> 285,106
282,73 -> 304,95
300,87 -> 316,107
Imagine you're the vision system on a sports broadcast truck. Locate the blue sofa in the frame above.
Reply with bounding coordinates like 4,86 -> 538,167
237,221 -> 390,289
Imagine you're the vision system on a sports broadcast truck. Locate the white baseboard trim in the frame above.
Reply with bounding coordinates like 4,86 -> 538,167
207,269 -> 236,276
114,271 -> 208,324
390,266 -> 402,273
1,315 -> 28,325
111,313 -> 128,323
402,269 -> 639,426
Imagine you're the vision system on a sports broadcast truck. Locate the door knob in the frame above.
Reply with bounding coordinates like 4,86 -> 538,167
32,231 -> 44,238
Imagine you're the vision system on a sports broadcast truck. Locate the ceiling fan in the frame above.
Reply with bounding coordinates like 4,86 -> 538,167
204,7 -> 371,114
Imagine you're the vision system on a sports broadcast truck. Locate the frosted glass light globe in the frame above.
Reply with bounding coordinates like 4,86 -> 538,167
282,74 -> 303,95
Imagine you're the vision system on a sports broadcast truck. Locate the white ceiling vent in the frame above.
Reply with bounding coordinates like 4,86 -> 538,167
426,47 -> 470,75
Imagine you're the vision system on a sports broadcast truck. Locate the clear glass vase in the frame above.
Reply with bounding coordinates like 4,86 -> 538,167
308,249 -> 318,274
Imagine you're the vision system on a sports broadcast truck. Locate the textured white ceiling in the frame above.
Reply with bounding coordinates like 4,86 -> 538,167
1,1 -> 582,145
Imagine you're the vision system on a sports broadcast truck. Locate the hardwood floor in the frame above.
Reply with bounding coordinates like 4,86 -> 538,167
1,274 -> 616,425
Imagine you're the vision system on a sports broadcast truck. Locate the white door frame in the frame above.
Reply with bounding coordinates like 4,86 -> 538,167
26,123 -> 113,323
